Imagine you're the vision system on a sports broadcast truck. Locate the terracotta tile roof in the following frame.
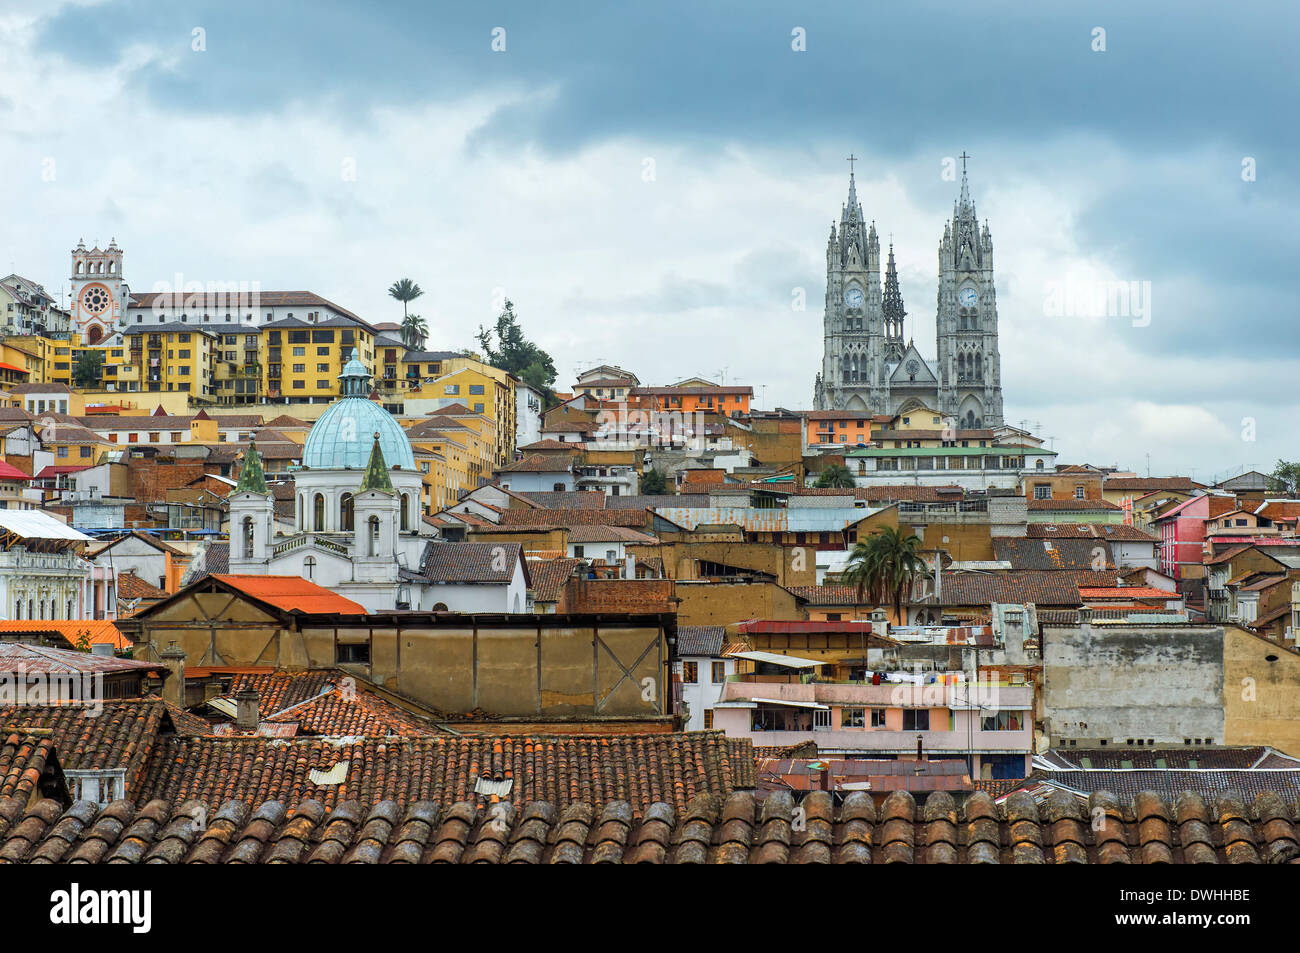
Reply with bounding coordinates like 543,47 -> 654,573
540,420 -> 597,433
1027,498 -> 1121,511
258,685 -> 441,738
260,414 -> 308,428
0,621 -> 131,652
911,570 -> 1125,607
200,541 -> 229,575
1254,500 -> 1300,521
0,733 -> 64,804
6,785 -> 1300,863
526,558 -> 584,603
1078,586 -> 1178,600
116,571 -> 168,601
564,525 -> 657,544
1025,523 -> 1159,542
209,575 -> 368,614
499,508 -> 649,529
130,290 -> 369,325
993,537 -> 1115,571
1044,747 -> 1287,770
162,701 -> 213,736
0,642 -> 159,675
95,529 -> 187,557
606,494 -> 711,509
786,585 -> 867,606
1028,770 -> 1300,810
225,671 -> 344,716
131,732 -> 747,814
516,490 -> 607,509
677,625 -> 726,656
204,671 -> 439,738
803,410 -> 894,421
498,453 -> 573,473
1103,477 -> 1203,491
9,382 -> 73,394
516,439 -> 581,452
418,542 -> 523,584
0,699 -> 171,798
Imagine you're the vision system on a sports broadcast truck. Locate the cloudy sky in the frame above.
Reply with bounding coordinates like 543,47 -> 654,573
1,0 -> 1295,479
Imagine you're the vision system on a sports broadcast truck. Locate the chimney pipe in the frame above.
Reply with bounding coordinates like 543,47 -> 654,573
159,641 -> 186,708
235,688 -> 260,730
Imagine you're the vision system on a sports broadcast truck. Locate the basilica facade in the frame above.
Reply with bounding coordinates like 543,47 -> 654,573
813,161 -> 1005,429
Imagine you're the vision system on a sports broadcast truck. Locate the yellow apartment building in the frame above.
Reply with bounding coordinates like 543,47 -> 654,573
106,324 -> 218,401
406,364 -> 515,467
258,318 -> 375,406
0,341 -> 40,387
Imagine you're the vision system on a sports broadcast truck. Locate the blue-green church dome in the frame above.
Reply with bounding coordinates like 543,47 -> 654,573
301,353 -> 415,470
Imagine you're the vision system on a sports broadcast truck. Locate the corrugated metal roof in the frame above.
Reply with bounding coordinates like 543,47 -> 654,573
727,650 -> 825,669
748,697 -> 830,709
0,511 -> 93,541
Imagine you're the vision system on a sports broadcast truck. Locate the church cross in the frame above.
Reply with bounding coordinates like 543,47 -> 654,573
958,151 -> 970,173
846,154 -> 857,174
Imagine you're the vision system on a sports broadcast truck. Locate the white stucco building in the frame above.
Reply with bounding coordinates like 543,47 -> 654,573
227,356 -> 528,613
0,510 -> 99,621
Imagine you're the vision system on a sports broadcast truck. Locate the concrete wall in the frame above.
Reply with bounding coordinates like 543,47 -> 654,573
674,579 -> 802,627
1043,622 -> 1224,746
1223,625 -> 1300,757
130,588 -> 671,719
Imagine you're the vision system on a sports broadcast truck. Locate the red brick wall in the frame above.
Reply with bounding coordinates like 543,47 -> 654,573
128,458 -> 214,504
561,578 -> 674,613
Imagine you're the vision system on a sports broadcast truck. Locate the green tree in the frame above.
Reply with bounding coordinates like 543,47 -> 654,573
72,350 -> 104,388
641,468 -> 669,494
476,300 -> 558,405
387,278 -> 424,321
400,312 -> 429,350
1270,460 -> 1300,496
815,463 -> 856,488
841,526 -> 932,624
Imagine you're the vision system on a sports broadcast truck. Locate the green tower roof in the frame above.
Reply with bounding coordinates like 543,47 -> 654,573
234,436 -> 268,495
358,431 -> 394,494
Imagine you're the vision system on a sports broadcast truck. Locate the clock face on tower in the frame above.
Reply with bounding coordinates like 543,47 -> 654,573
844,287 -> 864,308
958,287 -> 977,308
80,284 -> 111,316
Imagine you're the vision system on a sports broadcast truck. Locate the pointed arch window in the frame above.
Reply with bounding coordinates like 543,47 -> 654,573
340,493 -> 354,532
368,515 -> 380,557
313,493 -> 325,532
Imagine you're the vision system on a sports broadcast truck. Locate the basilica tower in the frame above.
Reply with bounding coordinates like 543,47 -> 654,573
813,164 -> 882,412
935,158 -> 1004,428
812,156 -> 1005,426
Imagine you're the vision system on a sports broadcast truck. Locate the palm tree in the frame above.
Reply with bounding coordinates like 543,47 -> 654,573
815,463 -> 856,488
400,312 -> 428,350
387,278 -> 424,321
841,526 -> 932,624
